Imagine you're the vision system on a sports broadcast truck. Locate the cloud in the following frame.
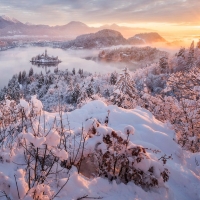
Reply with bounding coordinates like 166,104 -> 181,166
0,0 -> 200,25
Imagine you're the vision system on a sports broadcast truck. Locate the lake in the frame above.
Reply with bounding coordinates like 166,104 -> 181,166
0,46 -> 133,88
0,45 -> 179,88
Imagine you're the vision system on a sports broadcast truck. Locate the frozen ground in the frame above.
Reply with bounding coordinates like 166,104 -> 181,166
0,99 -> 199,200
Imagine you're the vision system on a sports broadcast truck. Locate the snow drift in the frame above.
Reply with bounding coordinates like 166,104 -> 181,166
0,98 -> 199,200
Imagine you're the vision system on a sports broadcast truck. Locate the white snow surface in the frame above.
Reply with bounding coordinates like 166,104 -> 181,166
0,100 -> 200,199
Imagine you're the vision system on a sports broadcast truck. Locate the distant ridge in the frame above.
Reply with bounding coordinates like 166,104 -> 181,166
62,29 -> 127,49
128,32 -> 166,45
61,30 -> 167,49
0,15 -> 154,40
0,15 -> 22,29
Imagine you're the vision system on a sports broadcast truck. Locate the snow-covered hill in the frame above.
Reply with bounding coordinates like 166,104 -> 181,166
0,98 -> 199,200
128,32 -> 166,45
62,30 -> 168,49
62,29 -> 127,49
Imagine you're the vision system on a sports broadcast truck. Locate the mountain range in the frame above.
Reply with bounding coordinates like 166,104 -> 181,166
0,15 -> 154,40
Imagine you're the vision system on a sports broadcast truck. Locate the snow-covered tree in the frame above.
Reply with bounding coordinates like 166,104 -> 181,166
110,72 -> 118,85
187,41 -> 195,69
37,72 -> 44,89
7,75 -> 21,101
111,68 -> 138,109
29,67 -> 34,77
159,56 -> 169,73
166,68 -> 200,152
72,68 -> 76,75
86,83 -> 94,98
18,71 -> 22,84
175,47 -> 186,72
71,84 -> 81,103
22,70 -> 26,83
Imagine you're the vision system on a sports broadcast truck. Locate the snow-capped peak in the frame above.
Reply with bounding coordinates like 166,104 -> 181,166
1,15 -> 20,23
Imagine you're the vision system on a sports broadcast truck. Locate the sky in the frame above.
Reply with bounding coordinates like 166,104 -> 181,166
0,0 -> 200,38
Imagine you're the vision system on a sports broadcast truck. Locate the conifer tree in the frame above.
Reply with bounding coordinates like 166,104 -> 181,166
18,71 -> 22,84
170,47 -> 186,72
176,47 -> 186,71
77,86 -> 88,105
22,70 -> 26,83
72,68 -> 76,75
111,68 -> 138,109
104,89 -> 110,97
110,72 -> 118,85
78,68 -> 83,76
0,86 -> 7,101
7,75 -> 20,101
72,84 -> 81,103
86,83 -> 94,98
159,56 -> 169,73
38,72 -> 44,88
29,67 -> 34,77
187,41 -> 195,69
166,67 -> 200,152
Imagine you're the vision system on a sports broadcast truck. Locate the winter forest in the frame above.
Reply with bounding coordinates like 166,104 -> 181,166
0,0 -> 200,199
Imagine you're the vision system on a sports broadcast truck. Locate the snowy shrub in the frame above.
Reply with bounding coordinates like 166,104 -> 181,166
75,119 -> 170,190
92,130 -> 169,189
0,92 -> 199,199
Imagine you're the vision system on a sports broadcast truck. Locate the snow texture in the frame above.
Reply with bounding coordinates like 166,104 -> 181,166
0,99 -> 199,200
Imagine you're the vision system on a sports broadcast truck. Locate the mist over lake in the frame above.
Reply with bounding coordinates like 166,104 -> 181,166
0,47 -> 123,88
0,45 -> 180,88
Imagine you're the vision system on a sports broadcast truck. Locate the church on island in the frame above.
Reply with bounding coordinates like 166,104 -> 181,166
31,50 -> 61,64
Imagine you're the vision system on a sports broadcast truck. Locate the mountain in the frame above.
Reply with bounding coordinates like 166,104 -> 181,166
128,32 -> 166,45
0,15 -> 155,40
0,17 -> 93,39
62,29 -> 127,49
0,16 -> 166,44
59,21 -> 89,29
52,21 -> 96,38
1,15 -> 21,24
0,15 -> 22,29
100,23 -> 121,29
100,24 -> 154,38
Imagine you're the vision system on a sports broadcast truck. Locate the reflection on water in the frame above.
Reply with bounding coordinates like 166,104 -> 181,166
0,45 -> 179,89
0,46 -> 129,89
31,62 -> 59,68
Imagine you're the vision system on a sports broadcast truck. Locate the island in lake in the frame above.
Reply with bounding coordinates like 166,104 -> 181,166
30,50 -> 61,65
